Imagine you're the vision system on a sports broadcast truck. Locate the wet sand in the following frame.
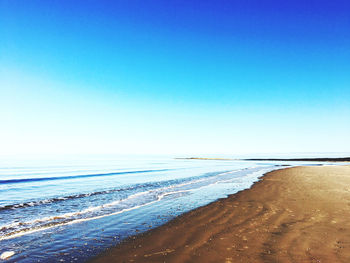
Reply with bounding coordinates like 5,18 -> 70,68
90,165 -> 350,263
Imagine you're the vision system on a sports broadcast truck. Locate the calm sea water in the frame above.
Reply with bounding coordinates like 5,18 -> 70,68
0,154 -> 343,262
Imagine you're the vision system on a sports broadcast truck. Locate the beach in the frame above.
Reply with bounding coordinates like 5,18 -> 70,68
90,165 -> 350,263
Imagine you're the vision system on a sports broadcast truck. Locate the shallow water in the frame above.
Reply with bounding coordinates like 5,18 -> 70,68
0,155 -> 338,262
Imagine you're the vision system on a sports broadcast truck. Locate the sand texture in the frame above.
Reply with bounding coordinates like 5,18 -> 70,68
90,165 -> 350,263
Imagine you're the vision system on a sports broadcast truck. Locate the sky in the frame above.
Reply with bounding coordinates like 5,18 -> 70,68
1,0 -> 349,155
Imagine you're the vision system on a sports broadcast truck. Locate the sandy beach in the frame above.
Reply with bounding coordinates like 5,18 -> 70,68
90,165 -> 350,263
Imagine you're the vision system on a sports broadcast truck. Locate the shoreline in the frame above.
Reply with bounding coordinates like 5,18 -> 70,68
90,165 -> 350,262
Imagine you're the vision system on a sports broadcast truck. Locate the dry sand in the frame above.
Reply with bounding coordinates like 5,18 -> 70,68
90,165 -> 350,263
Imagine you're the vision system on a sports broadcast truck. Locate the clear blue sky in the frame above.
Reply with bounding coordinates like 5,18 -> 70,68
1,0 -> 349,155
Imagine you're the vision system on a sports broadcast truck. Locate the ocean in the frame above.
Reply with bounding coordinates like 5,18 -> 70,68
0,154 -> 340,262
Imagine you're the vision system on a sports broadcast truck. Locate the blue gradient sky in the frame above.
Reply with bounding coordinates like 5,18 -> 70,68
1,0 -> 349,155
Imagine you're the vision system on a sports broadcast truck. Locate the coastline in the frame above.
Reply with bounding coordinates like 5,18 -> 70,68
90,165 -> 350,263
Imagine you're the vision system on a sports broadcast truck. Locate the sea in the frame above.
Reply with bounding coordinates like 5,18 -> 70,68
0,154 -> 347,262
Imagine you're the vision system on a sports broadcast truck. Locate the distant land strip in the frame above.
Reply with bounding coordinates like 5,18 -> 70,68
175,157 -> 350,162
242,157 -> 350,162
174,157 -> 236,161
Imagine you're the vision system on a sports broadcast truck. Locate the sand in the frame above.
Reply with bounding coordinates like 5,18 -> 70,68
90,165 -> 350,263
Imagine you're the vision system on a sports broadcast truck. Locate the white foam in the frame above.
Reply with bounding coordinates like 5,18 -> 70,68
0,251 -> 15,260
0,197 -> 162,241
